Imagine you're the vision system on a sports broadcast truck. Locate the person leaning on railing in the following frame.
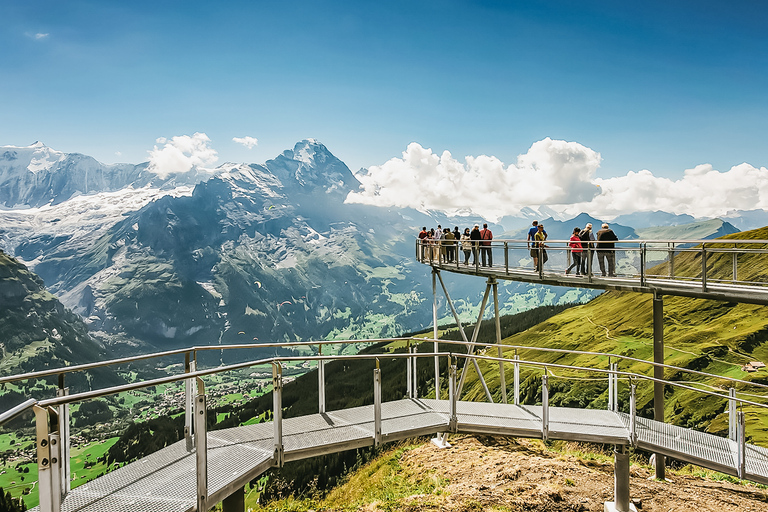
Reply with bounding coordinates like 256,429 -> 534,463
596,223 -> 618,277
534,224 -> 548,271
461,227 -> 472,265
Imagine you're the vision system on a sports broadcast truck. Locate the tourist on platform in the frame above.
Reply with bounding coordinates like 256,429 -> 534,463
470,224 -> 482,265
534,224 -> 548,271
565,227 -> 583,275
418,227 -> 428,261
528,220 -> 548,270
444,228 -> 456,263
461,228 -> 472,265
453,226 -> 461,243
596,223 -> 619,277
579,223 -> 596,275
480,223 -> 493,267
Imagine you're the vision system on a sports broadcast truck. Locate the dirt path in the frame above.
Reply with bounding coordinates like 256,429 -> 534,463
395,435 -> 768,512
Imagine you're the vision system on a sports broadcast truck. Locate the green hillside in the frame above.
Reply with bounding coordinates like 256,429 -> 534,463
461,226 -> 768,445
635,218 -> 739,240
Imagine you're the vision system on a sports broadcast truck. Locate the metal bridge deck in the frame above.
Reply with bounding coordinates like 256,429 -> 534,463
43,398 -> 768,512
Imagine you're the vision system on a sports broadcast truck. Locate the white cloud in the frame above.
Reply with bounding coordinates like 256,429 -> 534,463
346,138 -> 602,220
25,32 -> 49,40
35,33 -> 49,40
147,132 -> 218,178
346,138 -> 768,220
233,136 -> 258,149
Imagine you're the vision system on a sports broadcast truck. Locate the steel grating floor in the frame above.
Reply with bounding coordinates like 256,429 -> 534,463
35,399 -> 768,511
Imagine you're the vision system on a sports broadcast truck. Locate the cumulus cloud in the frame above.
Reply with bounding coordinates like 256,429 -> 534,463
346,138 -> 768,220
233,136 -> 258,149
147,132 -> 218,178
346,138 -> 602,220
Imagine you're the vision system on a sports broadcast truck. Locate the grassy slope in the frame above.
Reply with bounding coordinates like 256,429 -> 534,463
461,226 -> 768,445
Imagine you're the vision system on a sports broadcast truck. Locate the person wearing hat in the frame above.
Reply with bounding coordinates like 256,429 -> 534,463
596,223 -> 619,276
469,224 -> 482,266
578,223 -> 596,275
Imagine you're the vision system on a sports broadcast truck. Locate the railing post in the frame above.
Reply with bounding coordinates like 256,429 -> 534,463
411,345 -> 418,398
57,375 -> 71,497
406,340 -> 412,398
35,404 -> 61,512
449,363 -> 458,432
640,243 -> 646,286
732,248 -> 738,283
629,382 -> 637,446
513,353 -> 520,405
608,359 -> 614,412
542,373 -> 549,441
195,377 -> 208,512
504,242 -> 509,275
272,363 -> 284,468
318,346 -> 326,414
737,410 -> 746,480
538,245 -> 543,278
701,244 -> 708,292
185,352 -> 196,452
668,242 -> 675,279
374,360 -> 382,447
729,388 -> 737,441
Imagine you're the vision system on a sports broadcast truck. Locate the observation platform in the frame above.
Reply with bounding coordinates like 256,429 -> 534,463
39,398 -> 768,512
416,238 -> 768,305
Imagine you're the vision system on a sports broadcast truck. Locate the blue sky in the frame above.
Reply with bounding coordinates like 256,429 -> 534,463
2,0 -> 767,184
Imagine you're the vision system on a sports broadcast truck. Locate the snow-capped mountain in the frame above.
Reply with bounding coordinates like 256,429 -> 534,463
0,141 -> 596,354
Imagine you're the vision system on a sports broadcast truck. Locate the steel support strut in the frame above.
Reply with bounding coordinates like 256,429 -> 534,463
653,292 -> 665,480
35,404 -> 61,512
433,269 -> 440,398
273,363 -> 284,468
491,279 -> 507,403
373,361 -> 382,447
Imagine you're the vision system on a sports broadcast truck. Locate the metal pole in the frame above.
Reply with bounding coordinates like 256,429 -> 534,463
608,359 -> 614,412
34,405 -> 56,512
732,249 -> 738,284
629,383 -> 637,445
449,363 -> 458,432
504,242 -> 509,275
49,432 -> 62,511
411,345 -> 418,398
653,292 -> 665,480
406,340 -> 412,399
272,363 -> 284,468
613,445 -> 631,512
318,345 -> 326,414
57,382 -> 71,496
513,354 -> 520,405
492,279 -> 507,404
185,353 -> 195,451
433,269 -> 440,399
374,362 -> 382,447
701,245 -> 708,292
729,387 -> 737,441
640,243 -> 646,286
542,373 -> 549,441
737,410 -> 746,479
195,377 -> 208,512
670,242 -> 675,279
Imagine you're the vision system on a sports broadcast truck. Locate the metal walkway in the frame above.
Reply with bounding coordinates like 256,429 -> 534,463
417,238 -> 768,305
39,397 -> 768,512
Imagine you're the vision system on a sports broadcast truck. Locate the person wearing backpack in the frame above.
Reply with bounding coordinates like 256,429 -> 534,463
579,223 -> 596,275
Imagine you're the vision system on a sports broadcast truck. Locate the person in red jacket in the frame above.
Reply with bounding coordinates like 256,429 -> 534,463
565,227 -> 583,275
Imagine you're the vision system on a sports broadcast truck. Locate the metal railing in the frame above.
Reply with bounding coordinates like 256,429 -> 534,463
416,238 -> 768,294
4,335 -> 768,510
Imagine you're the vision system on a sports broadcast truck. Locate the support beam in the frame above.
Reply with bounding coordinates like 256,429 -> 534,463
604,445 -> 637,512
653,293 -> 665,480
222,487 -> 245,512
433,269 -> 440,398
491,279 -> 507,404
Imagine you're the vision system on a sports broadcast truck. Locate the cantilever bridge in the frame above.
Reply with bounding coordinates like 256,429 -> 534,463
2,236 -> 768,512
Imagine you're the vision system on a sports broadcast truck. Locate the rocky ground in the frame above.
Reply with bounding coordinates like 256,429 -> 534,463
390,435 -> 768,512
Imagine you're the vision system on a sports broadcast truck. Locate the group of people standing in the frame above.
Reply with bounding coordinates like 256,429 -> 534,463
418,219 -> 619,278
563,222 -> 619,276
418,223 -> 494,267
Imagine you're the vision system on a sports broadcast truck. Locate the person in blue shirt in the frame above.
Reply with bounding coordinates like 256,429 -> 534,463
527,220 -> 547,270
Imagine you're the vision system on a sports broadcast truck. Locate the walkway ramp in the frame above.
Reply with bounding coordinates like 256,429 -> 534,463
39,398 -> 768,511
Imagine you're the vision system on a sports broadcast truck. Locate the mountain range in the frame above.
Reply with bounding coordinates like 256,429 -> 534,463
0,140 -> 759,367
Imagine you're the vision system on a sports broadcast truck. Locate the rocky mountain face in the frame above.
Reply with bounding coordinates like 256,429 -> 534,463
0,250 -> 105,375
0,140 -> 595,357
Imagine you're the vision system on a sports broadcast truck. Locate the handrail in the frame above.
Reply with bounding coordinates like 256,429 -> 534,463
459,353 -> 768,410
425,338 -> 768,391
0,398 -> 37,425
0,337 -> 408,386
36,352 -> 451,408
